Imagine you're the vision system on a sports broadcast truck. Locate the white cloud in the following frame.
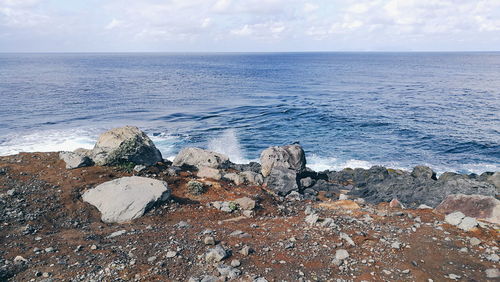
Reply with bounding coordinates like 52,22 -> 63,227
303,3 -> 318,13
1,0 -> 500,51
231,22 -> 286,39
105,18 -> 123,30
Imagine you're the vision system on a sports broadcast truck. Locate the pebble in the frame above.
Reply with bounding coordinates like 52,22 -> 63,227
204,236 -> 216,245
231,259 -> 241,267
486,253 -> 499,262
391,242 -> 401,249
166,251 -> 177,258
240,245 -> 252,256
107,229 -> 127,239
485,268 -> 500,278
335,249 -> 349,260
205,245 -> 228,263
469,237 -> 481,246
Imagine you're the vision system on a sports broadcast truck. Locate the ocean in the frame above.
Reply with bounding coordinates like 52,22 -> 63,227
0,52 -> 499,174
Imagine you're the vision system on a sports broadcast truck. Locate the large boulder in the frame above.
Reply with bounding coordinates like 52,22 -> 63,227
260,144 -> 306,177
82,176 -> 171,223
173,147 -> 229,169
264,166 -> 299,196
59,151 -> 93,169
436,194 -> 500,225
91,126 -> 162,166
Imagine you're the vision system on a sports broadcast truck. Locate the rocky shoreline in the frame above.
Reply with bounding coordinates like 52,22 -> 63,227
1,126 -> 499,281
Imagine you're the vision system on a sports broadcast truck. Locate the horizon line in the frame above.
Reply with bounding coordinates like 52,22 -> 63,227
1,50 -> 500,54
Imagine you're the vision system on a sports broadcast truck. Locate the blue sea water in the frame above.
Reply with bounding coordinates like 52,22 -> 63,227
0,52 -> 499,174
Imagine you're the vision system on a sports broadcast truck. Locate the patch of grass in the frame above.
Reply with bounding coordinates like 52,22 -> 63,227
187,180 -> 205,195
116,161 -> 136,173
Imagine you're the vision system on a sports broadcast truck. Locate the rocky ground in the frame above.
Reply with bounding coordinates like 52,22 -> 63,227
1,152 -> 499,281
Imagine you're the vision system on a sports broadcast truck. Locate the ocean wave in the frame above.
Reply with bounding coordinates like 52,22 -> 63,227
0,128 -> 497,175
0,128 -> 98,156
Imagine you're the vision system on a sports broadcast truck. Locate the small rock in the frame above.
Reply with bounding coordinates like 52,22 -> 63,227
204,236 -> 216,245
485,268 -> 500,278
469,237 -> 481,246
389,198 -> 404,209
205,245 -> 228,263
486,253 -> 499,262
231,259 -> 241,267
147,256 -> 157,263
335,249 -> 349,260
13,256 -> 27,264
234,197 -> 256,210
176,221 -> 191,228
391,242 -> 401,249
133,165 -> 146,172
445,211 -> 465,226
457,217 -> 477,231
340,233 -> 355,246
337,194 -> 348,200
107,230 -> 127,239
239,245 -> 253,256
166,251 -> 177,258
305,213 -> 319,225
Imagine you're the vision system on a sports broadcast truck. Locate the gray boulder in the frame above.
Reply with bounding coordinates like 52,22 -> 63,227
82,176 -> 171,223
240,171 -> 264,185
91,126 -> 162,166
260,144 -> 306,177
265,166 -> 299,196
59,151 -> 93,169
173,147 -> 229,169
411,166 -> 437,180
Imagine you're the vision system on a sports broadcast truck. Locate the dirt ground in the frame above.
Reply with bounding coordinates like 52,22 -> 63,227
0,152 -> 498,281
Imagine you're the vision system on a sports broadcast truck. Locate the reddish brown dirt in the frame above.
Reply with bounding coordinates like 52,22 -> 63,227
0,153 -> 499,281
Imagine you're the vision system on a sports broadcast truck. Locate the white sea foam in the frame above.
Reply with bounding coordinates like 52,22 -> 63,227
149,133 -> 179,161
0,128 -> 180,160
207,129 -> 251,164
0,128 -> 97,156
307,154 -> 376,172
0,128 -> 497,174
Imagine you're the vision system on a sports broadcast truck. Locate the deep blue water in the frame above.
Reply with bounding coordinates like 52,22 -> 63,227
0,52 -> 499,173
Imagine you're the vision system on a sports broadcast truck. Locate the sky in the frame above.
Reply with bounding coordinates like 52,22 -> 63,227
0,0 -> 499,52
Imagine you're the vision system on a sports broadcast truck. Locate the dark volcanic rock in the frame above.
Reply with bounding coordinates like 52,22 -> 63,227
264,166 -> 299,196
342,166 -> 497,208
228,162 -> 262,173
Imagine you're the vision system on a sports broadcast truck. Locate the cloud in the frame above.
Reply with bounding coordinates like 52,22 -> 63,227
0,0 -> 48,27
105,18 -> 123,30
231,21 -> 286,39
1,0 -> 500,51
